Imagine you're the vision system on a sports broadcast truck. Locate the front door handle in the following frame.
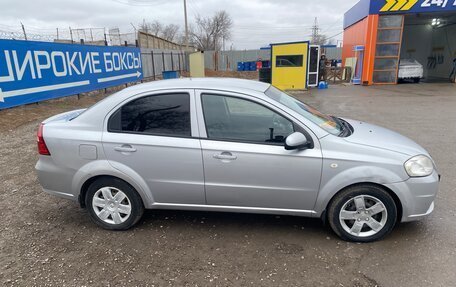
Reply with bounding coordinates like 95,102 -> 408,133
213,152 -> 237,161
114,145 -> 137,153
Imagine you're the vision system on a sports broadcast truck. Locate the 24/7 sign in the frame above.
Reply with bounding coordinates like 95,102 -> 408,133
0,39 -> 143,110
371,0 -> 456,13
421,0 -> 456,8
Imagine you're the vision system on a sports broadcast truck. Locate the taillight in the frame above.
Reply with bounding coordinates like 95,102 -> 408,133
37,123 -> 50,156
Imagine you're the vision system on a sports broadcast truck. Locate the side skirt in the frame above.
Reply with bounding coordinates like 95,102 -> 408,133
149,203 -> 317,217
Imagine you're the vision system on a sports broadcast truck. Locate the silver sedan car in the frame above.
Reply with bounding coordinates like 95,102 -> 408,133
36,78 -> 439,242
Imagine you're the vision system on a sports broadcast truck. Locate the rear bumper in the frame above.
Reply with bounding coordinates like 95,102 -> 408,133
35,156 -> 78,202
40,188 -> 77,201
385,171 -> 439,222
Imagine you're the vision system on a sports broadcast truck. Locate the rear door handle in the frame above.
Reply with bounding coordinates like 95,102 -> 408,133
114,145 -> 137,153
213,152 -> 237,161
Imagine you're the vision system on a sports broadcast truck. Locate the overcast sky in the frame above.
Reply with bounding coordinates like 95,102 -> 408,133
0,0 -> 359,49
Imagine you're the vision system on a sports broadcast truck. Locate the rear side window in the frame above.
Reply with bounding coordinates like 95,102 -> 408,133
108,93 -> 191,137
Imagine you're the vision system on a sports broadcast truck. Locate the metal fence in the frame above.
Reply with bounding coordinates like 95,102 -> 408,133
204,49 -> 271,71
204,47 -> 343,71
322,47 -> 342,60
140,48 -> 188,79
0,25 -> 138,46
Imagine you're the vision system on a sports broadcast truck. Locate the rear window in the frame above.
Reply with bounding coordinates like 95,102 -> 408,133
108,93 -> 191,137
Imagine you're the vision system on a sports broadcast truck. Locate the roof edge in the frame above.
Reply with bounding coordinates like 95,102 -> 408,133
344,0 -> 371,29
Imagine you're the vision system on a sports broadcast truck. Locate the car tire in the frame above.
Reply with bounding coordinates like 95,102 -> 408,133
327,184 -> 397,243
85,177 -> 144,230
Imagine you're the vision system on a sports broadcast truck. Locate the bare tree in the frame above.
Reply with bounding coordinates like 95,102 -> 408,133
311,34 -> 328,45
190,10 -> 233,51
149,20 -> 163,36
138,20 -> 163,36
137,11 -> 232,49
162,24 -> 180,42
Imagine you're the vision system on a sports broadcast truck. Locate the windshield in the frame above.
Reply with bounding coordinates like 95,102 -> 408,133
265,86 -> 343,135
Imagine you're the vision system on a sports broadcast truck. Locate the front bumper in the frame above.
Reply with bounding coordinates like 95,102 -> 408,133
385,171 -> 440,222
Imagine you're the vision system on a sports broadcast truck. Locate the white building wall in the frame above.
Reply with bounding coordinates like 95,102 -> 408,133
401,22 -> 456,80
428,25 -> 456,79
401,24 -> 433,78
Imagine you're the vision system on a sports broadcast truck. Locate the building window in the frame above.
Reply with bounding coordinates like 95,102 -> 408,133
276,55 -> 303,67
372,15 -> 404,84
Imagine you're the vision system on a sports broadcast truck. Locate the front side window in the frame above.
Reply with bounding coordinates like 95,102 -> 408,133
265,86 -> 343,135
108,93 -> 191,137
201,94 -> 294,144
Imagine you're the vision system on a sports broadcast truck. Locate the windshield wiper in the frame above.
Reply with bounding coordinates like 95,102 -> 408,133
331,116 -> 347,137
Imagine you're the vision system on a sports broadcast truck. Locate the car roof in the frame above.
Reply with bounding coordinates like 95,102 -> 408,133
123,77 -> 271,94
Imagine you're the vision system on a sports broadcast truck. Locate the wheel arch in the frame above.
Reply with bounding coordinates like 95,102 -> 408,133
79,175 -> 106,208
73,160 -> 154,208
323,182 -> 403,224
79,175 -> 147,208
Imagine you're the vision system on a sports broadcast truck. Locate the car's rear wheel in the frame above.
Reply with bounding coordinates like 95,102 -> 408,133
327,185 -> 397,242
85,177 -> 144,230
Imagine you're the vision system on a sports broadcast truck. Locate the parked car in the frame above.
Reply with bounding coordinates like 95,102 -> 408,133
35,78 -> 439,242
398,59 -> 424,83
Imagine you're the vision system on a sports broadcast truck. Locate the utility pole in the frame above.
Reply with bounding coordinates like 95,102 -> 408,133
311,17 -> 319,44
21,22 -> 27,40
142,19 -> 148,33
69,27 -> 74,43
183,0 -> 189,51
56,28 -> 59,40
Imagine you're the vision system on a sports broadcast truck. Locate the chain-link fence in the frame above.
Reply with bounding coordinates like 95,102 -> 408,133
0,24 -> 138,46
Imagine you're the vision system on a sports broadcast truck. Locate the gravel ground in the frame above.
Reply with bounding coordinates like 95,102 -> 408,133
0,81 -> 455,286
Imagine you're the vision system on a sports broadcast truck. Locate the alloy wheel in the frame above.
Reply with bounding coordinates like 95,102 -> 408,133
339,195 -> 388,238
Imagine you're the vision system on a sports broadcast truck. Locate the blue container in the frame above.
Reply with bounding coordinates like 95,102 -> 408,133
237,62 -> 244,71
318,81 -> 329,89
249,62 -> 257,71
162,71 -> 179,79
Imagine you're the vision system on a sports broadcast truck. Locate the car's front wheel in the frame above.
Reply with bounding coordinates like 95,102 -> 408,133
85,177 -> 144,230
327,185 -> 397,242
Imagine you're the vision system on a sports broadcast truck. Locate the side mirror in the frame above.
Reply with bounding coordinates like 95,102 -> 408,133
285,132 -> 311,150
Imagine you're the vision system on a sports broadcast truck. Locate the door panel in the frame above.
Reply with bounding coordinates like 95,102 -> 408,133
103,134 -> 205,204
201,140 -> 322,210
102,90 -> 205,205
308,45 -> 320,87
198,91 -> 322,211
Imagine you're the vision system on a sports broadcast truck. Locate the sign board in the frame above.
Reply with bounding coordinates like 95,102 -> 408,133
371,0 -> 456,14
0,39 -> 143,110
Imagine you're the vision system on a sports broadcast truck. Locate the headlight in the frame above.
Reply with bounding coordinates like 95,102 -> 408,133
404,155 -> 434,177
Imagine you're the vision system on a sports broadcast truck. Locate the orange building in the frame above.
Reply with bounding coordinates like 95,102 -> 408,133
343,0 -> 456,85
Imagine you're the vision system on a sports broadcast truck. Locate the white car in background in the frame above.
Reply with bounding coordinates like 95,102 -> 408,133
398,59 -> 424,83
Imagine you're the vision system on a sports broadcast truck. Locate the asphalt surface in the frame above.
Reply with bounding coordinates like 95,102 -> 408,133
0,82 -> 455,286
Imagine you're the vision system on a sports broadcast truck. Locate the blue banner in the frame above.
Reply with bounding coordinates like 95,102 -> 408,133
370,0 -> 456,14
0,39 -> 143,110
